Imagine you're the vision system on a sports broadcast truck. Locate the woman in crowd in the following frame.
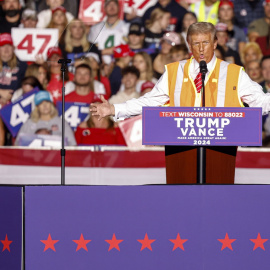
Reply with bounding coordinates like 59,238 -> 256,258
245,60 -> 264,84
25,63 -> 49,90
144,7 -> 171,52
46,6 -> 68,46
132,52 -> 157,93
75,98 -> 126,146
15,91 -> 76,146
62,19 -> 101,60
240,42 -> 263,67
153,32 -> 181,79
180,11 -> 197,52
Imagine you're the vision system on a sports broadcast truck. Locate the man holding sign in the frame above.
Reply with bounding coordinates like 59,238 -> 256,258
90,22 -> 270,119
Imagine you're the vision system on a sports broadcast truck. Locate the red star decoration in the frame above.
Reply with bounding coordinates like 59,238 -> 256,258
105,234 -> 123,251
40,234 -> 59,252
137,233 -> 156,251
250,233 -> 268,251
73,234 -> 91,251
1,234 -> 12,252
169,233 -> 188,251
218,233 -> 236,251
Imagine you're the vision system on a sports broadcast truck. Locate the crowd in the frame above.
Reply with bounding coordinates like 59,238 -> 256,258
0,0 -> 270,146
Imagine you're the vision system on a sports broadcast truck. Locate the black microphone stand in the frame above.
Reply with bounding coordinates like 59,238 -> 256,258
58,58 -> 71,185
197,62 -> 207,184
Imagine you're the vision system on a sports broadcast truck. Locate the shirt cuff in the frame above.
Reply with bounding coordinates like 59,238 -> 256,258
113,103 -> 128,122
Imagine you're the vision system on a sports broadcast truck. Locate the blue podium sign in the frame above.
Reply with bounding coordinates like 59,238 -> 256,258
142,107 -> 262,146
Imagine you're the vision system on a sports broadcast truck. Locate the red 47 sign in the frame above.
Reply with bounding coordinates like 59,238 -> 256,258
12,28 -> 58,62
124,0 -> 156,16
79,0 -> 124,25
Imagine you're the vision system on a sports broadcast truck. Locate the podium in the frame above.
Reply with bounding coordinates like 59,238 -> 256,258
142,107 -> 262,184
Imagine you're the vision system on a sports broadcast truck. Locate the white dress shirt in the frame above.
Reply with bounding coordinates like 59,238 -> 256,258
114,55 -> 270,120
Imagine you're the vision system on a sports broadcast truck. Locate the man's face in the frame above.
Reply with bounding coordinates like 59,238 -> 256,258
3,0 -> 20,11
74,67 -> 92,87
218,5 -> 234,22
122,73 -> 137,90
128,34 -> 143,47
262,59 -> 270,82
0,44 -> 14,62
22,18 -> 38,28
105,1 -> 119,17
188,33 -> 217,63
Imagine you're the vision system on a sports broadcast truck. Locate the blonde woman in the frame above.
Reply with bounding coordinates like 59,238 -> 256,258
15,91 -> 76,146
144,7 -> 171,51
240,42 -> 263,67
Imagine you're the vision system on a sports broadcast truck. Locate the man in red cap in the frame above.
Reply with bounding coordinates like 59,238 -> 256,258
248,0 -> 270,41
0,33 -> 27,106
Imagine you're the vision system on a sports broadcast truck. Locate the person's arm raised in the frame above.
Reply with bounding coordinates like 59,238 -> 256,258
90,95 -> 115,121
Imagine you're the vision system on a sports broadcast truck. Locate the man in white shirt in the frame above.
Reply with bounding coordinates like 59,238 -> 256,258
90,22 -> 270,120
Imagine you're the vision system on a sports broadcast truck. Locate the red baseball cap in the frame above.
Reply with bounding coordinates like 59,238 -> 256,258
52,6 -> 66,14
264,0 -> 270,4
141,81 -> 155,92
219,0 -> 234,9
0,33 -> 13,46
113,44 -> 135,58
47,46 -> 62,59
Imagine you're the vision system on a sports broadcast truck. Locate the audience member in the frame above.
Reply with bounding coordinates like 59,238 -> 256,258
255,25 -> 270,56
144,8 -> 171,51
65,64 -> 106,103
140,81 -> 155,96
109,66 -> 140,104
132,52 -> 157,93
12,76 -> 43,102
215,22 -> 242,65
153,32 -> 181,79
25,63 -> 49,90
240,42 -> 263,67
181,11 -> 197,52
46,46 -> 74,103
0,0 -> 22,33
218,0 -> 246,53
109,44 -> 135,96
75,98 -> 126,146
19,8 -> 38,28
142,0 -> 187,32
15,90 -> 76,146
233,0 -> 265,31
128,23 -> 146,53
260,55 -> 270,93
190,0 -> 220,25
215,44 -> 226,60
0,33 -> 27,105
248,0 -> 270,41
245,60 -> 264,84
37,0 -> 74,28
88,0 -> 129,63
170,44 -> 189,62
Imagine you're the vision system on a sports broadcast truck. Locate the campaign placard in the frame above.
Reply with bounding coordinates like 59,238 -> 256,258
78,0 -> 124,25
12,28 -> 58,62
0,88 -> 39,137
142,107 -> 262,146
56,101 -> 90,130
17,134 -> 67,147
124,0 -> 156,17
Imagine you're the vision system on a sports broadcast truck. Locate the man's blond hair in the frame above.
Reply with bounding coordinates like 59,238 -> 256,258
187,22 -> 217,43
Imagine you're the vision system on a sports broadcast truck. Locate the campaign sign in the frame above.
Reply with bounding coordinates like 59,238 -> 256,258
0,187 -> 22,270
12,28 -> 58,62
143,107 -> 262,146
0,88 -> 39,137
25,185 -> 270,270
56,101 -> 90,130
124,0 -> 156,17
17,134 -> 67,147
78,0 -> 124,25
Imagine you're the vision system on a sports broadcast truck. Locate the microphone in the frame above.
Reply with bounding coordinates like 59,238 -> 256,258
199,61 -> 208,76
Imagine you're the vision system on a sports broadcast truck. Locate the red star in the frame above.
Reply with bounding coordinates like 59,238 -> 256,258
169,233 -> 188,251
137,233 -> 156,251
250,233 -> 268,251
73,234 -> 91,251
1,234 -> 12,252
218,233 -> 236,251
105,234 -> 123,251
40,234 -> 59,252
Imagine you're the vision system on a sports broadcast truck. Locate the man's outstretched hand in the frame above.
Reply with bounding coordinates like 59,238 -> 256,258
90,95 -> 115,120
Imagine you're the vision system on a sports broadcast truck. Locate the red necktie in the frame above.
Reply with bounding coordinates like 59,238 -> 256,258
194,72 -> 202,93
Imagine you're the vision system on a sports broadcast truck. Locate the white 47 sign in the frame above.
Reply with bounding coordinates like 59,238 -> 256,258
124,0 -> 156,16
12,28 -> 58,62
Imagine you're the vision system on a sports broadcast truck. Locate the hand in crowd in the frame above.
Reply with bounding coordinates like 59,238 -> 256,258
90,95 -> 115,121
